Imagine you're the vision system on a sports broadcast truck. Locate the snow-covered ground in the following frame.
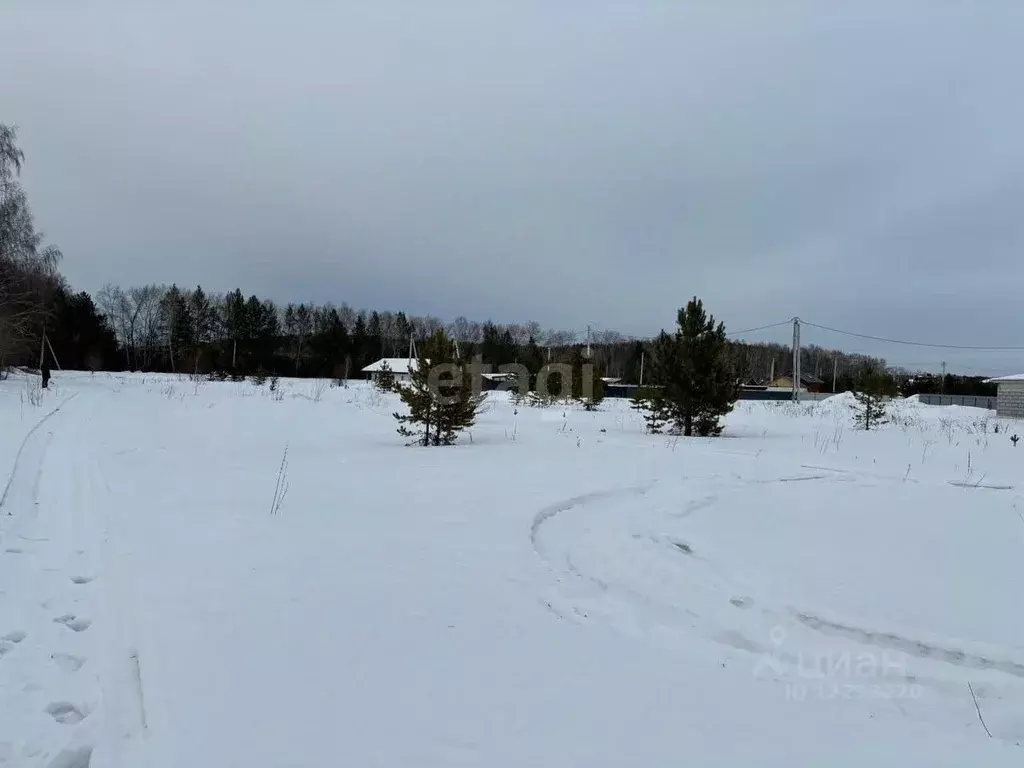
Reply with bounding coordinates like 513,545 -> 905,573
2,371 -> 1024,766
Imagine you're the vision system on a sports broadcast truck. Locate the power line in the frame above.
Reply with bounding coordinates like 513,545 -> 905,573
726,320 -> 793,337
802,320 -> 1024,351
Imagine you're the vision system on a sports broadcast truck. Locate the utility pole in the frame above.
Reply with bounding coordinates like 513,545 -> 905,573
941,361 -> 946,394
639,350 -> 645,387
791,317 -> 801,402
45,334 -> 62,371
832,356 -> 838,393
769,358 -> 775,383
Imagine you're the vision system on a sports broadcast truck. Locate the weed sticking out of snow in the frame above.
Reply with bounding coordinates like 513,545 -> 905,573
269,444 -> 289,515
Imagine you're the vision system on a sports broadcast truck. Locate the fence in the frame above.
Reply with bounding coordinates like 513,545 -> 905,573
603,384 -> 835,402
914,394 -> 997,410
602,386 -> 995,409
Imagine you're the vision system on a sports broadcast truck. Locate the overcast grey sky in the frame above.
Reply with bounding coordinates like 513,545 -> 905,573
3,2 -> 1024,374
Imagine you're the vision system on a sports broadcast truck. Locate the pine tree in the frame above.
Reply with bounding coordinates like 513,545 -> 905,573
539,361 -> 565,400
520,334 -> 546,391
160,285 -> 193,372
222,289 -> 248,371
368,311 -> 384,358
852,366 -> 894,431
642,298 -> 737,437
584,374 -> 605,411
623,340 -> 647,384
435,362 -> 487,445
375,361 -> 396,391
394,329 -> 486,446
352,314 -> 369,370
569,346 -> 604,410
632,386 -> 668,433
188,285 -> 215,373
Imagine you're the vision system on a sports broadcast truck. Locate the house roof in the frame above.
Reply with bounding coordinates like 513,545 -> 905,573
985,373 -> 1024,383
481,372 -> 518,380
774,373 -> 824,385
361,358 -> 427,374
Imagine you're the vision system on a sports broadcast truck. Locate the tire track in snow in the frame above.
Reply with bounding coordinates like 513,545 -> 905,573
537,476 -> 1024,686
532,481 -> 723,628
530,482 -> 657,566
0,393 -> 78,513
793,611 -> 1024,679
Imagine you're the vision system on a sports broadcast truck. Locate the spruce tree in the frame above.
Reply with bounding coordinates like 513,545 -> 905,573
643,298 -> 737,437
394,329 -> 486,446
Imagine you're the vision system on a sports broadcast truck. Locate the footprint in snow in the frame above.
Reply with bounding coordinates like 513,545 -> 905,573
51,653 -> 87,672
4,548 -> 23,554
0,630 -> 28,658
69,575 -> 94,585
54,615 -> 92,633
46,702 -> 89,724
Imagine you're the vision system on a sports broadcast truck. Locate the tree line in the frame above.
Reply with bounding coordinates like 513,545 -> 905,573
0,121 -> 910,391
6,276 -> 897,392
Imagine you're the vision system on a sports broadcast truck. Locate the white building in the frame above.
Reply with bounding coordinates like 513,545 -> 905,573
361,358 -> 426,384
984,374 -> 1024,418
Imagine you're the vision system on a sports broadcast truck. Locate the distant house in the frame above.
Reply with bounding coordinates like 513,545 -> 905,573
768,372 -> 826,393
361,358 -> 426,384
480,372 -> 520,391
984,374 -> 1024,418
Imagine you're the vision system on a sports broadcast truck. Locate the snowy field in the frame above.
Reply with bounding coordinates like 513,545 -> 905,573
2,371 -> 1024,766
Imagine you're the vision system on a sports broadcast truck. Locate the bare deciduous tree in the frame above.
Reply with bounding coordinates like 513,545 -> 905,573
0,126 -> 62,369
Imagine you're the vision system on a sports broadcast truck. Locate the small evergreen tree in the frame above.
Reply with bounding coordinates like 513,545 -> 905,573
584,375 -> 605,411
520,335 -> 546,390
538,361 -> 571,401
375,361 -> 396,391
633,386 -> 668,433
640,298 -> 737,437
569,347 -> 604,410
394,330 -> 486,446
852,366 -> 894,431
